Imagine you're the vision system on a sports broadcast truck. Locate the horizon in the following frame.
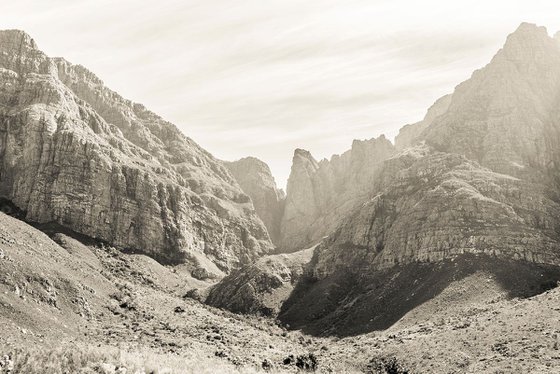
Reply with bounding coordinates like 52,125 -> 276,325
3,1 -> 560,189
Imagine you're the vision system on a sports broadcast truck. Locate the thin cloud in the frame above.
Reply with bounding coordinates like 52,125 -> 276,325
2,0 -> 560,188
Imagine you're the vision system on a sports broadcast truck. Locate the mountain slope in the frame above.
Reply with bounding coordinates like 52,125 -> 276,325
0,30 -> 272,272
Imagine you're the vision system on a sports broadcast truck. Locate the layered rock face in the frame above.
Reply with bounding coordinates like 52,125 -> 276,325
224,157 -> 285,245
311,145 -> 560,279
280,136 -> 395,251
0,30 -> 272,272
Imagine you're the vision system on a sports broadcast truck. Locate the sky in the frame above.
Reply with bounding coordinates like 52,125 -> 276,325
2,1 -> 560,189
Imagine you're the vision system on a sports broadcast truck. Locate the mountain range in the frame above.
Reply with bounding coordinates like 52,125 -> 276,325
1,22 -> 560,373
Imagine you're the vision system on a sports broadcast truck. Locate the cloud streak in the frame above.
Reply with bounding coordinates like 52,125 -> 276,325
2,0 -> 560,187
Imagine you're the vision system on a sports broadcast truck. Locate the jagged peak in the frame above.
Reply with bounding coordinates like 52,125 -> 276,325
500,22 -> 558,61
351,134 -> 393,149
0,29 -> 38,50
227,156 -> 273,175
513,22 -> 548,36
290,149 -> 319,173
293,148 -> 314,160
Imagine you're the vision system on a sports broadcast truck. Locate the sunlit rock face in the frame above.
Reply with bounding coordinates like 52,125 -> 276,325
395,94 -> 452,150
0,30 -> 272,272
224,157 -> 285,245
420,23 -> 560,180
312,145 -> 560,279
311,22 -> 560,275
280,136 -> 395,251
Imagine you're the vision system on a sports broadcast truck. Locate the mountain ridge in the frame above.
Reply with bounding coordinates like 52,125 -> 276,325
209,22 -> 560,336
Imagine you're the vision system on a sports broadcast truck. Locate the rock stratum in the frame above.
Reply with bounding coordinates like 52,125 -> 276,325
0,30 -> 273,273
208,23 -> 560,335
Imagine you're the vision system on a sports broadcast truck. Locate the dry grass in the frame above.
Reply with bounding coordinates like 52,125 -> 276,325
6,344 -> 280,374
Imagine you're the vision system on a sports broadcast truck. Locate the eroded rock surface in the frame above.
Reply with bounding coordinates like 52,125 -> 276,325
224,157 -> 285,245
280,136 -> 395,251
0,30 -> 272,272
312,145 -> 560,279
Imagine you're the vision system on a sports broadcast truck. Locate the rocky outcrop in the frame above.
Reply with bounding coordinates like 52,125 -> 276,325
224,157 -> 285,245
300,22 -> 560,281
0,30 -> 272,272
275,23 -> 560,333
206,246 -> 315,316
311,144 -> 560,279
280,136 -> 395,251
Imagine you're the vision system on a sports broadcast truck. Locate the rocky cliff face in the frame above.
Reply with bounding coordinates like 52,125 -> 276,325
302,22 -> 560,278
311,144 -> 560,279
224,157 -> 285,245
280,136 -> 395,251
0,30 -> 272,272
420,23 -> 560,179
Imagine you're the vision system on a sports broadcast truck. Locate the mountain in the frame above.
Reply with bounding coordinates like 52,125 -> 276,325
208,23 -> 560,336
4,24 -> 560,374
421,22 -> 560,180
0,30 -> 273,274
206,245 -> 315,316
224,157 -> 285,245
280,136 -> 395,251
394,93 -> 452,150
224,136 -> 395,252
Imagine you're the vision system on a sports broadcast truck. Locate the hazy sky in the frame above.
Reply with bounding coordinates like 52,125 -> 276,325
2,1 -> 560,188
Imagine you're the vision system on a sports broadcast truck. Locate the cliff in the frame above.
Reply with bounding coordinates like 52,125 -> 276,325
280,136 -> 395,251
0,30 -> 273,273
224,157 -> 285,245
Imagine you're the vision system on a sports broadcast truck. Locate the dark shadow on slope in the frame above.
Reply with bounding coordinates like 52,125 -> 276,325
278,254 -> 560,337
0,197 -> 26,219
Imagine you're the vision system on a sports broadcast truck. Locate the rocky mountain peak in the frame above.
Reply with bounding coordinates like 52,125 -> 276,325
292,148 -> 318,166
499,22 -> 558,65
287,149 -> 320,186
412,22 -> 560,177
224,157 -> 285,245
